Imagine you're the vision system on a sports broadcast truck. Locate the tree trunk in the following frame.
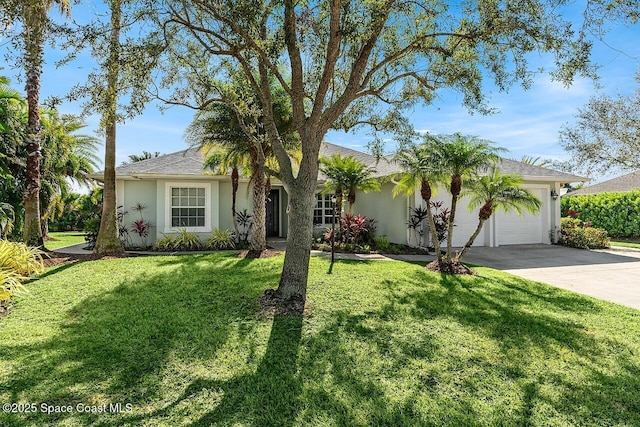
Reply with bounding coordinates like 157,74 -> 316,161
419,181 -> 442,260
458,219 -> 486,261
22,5 -> 45,248
231,166 -> 239,236
275,138 -> 320,309
94,0 -> 123,255
276,185 -> 316,305
249,165 -> 267,254
445,175 -> 462,260
41,219 -> 49,240
426,203 -> 442,261
347,188 -> 355,213
458,202 -> 492,261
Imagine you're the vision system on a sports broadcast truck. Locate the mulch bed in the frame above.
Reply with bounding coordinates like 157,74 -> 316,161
426,259 -> 476,275
236,249 -> 282,259
43,251 -> 135,268
258,288 -> 309,317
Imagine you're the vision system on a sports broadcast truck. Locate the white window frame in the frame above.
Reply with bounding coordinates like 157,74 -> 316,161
313,193 -> 336,225
164,182 -> 212,233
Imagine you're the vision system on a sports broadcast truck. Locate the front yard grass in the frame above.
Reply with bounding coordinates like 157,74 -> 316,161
44,231 -> 86,251
1,253 -> 639,426
610,238 -> 640,250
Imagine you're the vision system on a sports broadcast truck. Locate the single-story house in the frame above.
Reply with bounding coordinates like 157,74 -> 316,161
565,170 -> 640,196
90,142 -> 586,248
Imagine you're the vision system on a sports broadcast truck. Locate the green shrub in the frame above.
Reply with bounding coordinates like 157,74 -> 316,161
205,229 -> 235,250
0,240 -> 44,305
153,235 -> 180,252
562,190 -> 640,238
374,235 -> 392,253
153,229 -> 202,252
558,218 -> 610,250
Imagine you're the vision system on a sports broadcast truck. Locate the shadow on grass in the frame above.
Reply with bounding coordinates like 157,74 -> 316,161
0,253 -> 285,426
2,255 -> 640,425
128,314 -> 304,426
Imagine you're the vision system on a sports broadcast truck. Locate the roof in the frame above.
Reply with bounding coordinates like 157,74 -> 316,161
565,171 -> 640,196
91,142 -> 586,183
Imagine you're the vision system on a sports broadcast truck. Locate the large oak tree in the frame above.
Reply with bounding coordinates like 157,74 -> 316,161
155,0 -> 629,313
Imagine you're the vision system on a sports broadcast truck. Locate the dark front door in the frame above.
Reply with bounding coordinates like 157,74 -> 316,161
266,189 -> 279,237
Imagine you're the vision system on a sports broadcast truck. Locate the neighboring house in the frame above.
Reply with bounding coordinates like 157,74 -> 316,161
565,171 -> 640,196
90,142 -> 586,247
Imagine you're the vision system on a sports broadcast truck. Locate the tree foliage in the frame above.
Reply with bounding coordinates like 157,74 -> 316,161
150,0 -> 626,310
559,70 -> 640,175
184,75 -> 298,254
392,139 -> 446,256
458,167 -> 541,259
122,151 -> 162,165
0,100 -> 98,239
320,154 -> 381,217
433,133 -> 504,262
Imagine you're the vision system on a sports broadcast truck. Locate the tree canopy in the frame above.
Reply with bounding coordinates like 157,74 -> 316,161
559,69 -> 640,175
151,0 -> 636,311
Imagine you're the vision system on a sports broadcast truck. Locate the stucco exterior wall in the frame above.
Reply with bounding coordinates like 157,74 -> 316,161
117,176 -> 558,248
120,180 -> 158,247
218,181 -> 253,232
351,182 -> 409,244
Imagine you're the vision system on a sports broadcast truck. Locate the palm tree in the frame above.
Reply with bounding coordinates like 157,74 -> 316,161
0,76 -> 25,180
392,141 -> 445,257
201,140 -> 248,238
21,0 -> 71,246
517,155 -> 551,167
94,0 -> 123,255
436,133 -> 504,262
186,85 -> 297,255
39,110 -> 100,237
320,154 -> 381,218
458,167 -> 541,260
0,76 -> 23,132
122,151 -> 162,164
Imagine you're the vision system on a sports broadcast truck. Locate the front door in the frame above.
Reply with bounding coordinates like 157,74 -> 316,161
265,189 -> 279,237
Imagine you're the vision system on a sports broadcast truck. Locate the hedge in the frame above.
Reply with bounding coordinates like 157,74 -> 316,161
561,190 -> 640,238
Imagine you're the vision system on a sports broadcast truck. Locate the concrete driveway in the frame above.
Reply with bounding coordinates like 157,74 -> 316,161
463,244 -> 640,310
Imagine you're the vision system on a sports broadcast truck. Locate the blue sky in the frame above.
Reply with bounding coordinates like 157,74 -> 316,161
1,3 -> 639,183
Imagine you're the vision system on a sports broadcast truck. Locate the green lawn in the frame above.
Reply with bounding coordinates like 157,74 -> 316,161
44,231 -> 86,251
1,253 -> 639,426
610,238 -> 640,250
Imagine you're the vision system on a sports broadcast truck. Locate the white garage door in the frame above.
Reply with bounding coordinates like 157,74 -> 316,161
495,187 -> 546,245
429,194 -> 486,248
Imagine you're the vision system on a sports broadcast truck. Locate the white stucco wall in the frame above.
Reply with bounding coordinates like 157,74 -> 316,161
350,182 -> 409,244
119,180 -> 158,247
117,176 -> 558,247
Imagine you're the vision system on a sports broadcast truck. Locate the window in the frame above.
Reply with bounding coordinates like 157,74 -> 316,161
165,183 -> 212,232
313,193 -> 335,225
171,187 -> 205,227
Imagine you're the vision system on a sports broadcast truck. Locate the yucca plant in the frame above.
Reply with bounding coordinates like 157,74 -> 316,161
153,234 -> 179,252
205,229 -> 236,250
0,240 -> 44,305
174,229 -> 203,251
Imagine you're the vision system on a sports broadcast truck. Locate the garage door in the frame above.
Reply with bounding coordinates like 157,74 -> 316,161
495,187 -> 546,245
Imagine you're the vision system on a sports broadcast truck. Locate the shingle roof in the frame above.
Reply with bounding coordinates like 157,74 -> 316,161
112,148 -> 205,176
93,142 -> 586,183
566,171 -> 640,196
493,158 -> 586,182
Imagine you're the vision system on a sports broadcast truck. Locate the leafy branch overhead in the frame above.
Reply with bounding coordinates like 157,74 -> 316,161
560,69 -> 640,175
151,0 -> 616,305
